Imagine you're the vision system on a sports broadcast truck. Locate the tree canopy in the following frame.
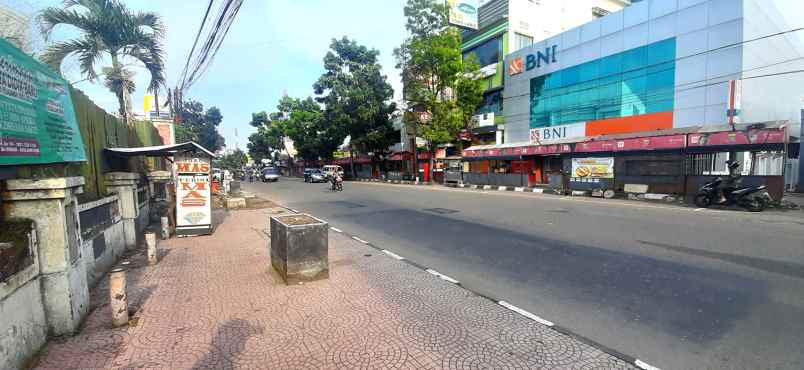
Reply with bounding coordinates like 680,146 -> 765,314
175,99 -> 225,152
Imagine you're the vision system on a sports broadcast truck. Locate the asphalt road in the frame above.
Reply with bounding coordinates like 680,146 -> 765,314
244,178 -> 804,370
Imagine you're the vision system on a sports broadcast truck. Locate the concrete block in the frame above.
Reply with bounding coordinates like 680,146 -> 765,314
533,188 -> 544,193
498,186 -> 508,191
226,197 -> 247,209
644,193 -> 669,200
270,214 -> 329,284
0,277 -> 47,370
624,183 -> 649,193
514,187 -> 525,192
571,190 -> 589,196
483,185 -> 493,190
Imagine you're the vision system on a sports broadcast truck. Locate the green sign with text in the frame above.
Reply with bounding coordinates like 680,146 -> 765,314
0,37 -> 86,165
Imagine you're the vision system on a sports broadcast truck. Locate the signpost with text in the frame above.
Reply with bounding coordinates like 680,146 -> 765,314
175,152 -> 212,236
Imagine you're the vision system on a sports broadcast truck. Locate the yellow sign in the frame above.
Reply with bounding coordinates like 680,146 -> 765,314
448,0 -> 478,30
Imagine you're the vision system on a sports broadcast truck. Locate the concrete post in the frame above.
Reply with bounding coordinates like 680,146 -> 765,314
105,172 -> 140,250
109,268 -> 128,327
146,171 -> 172,200
160,217 -> 169,239
1,177 -> 89,335
145,233 -> 157,265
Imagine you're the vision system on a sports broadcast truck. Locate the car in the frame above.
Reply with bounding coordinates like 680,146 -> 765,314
305,169 -> 326,183
261,167 -> 280,182
303,168 -> 317,182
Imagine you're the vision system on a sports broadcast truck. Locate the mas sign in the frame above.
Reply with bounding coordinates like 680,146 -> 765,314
0,38 -> 86,165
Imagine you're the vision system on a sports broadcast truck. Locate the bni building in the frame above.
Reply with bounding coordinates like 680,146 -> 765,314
463,0 -> 803,199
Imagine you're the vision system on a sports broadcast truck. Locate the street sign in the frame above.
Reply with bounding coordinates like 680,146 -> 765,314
175,153 -> 212,236
0,37 -> 86,164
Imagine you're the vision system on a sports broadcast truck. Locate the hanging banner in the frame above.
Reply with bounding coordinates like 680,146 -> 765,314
571,157 -> 614,180
175,153 -> 212,235
0,37 -> 86,165
447,0 -> 479,30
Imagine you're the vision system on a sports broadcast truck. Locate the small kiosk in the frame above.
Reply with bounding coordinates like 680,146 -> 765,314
105,142 -> 217,236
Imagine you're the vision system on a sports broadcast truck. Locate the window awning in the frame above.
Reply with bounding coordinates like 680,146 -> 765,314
105,142 -> 216,158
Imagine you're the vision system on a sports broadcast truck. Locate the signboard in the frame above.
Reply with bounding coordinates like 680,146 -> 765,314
726,79 -> 742,126
530,122 -> 586,143
0,38 -> 85,165
447,0 -> 478,30
175,153 -> 212,235
571,158 -> 614,180
614,134 -> 686,151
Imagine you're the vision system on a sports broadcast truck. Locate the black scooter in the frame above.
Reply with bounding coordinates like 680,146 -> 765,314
694,177 -> 772,212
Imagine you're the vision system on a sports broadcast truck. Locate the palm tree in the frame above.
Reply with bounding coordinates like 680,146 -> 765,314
39,0 -> 166,124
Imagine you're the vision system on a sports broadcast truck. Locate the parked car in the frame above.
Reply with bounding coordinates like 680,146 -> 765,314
304,168 -> 326,183
261,167 -> 280,182
322,165 -> 344,180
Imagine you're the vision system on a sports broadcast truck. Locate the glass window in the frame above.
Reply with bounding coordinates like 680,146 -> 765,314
464,36 -> 501,67
476,90 -> 503,115
513,33 -> 533,52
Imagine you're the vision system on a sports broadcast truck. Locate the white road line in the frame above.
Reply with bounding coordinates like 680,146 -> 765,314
352,236 -> 369,244
425,269 -> 460,284
330,227 -> 342,233
381,249 -> 405,260
635,359 -> 661,370
498,301 -> 554,327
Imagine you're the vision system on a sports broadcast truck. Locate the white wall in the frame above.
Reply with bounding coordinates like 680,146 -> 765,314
739,0 -> 804,136
0,276 -> 48,370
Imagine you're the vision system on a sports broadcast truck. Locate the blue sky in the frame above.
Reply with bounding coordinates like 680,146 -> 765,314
25,0 -> 407,150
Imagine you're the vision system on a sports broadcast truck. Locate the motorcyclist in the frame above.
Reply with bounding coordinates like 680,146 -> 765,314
331,171 -> 343,190
717,160 -> 742,203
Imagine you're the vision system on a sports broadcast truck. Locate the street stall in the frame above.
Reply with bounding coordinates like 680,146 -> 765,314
105,142 -> 217,236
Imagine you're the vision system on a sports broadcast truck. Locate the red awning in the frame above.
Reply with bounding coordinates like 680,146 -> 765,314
688,128 -> 786,147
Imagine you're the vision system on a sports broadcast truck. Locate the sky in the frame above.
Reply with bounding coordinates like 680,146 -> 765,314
7,0 -> 408,151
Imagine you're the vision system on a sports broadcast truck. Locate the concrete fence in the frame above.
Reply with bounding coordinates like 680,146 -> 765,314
0,171 -> 163,370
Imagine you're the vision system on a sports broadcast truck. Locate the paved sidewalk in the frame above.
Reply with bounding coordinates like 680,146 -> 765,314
32,206 -> 635,370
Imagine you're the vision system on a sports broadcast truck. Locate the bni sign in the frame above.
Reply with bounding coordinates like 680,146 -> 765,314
509,45 -> 558,76
530,122 -> 586,143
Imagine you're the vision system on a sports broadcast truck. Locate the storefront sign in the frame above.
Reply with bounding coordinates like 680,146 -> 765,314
175,154 -> 211,234
509,45 -> 558,76
614,134 -> 686,151
576,140 -> 616,152
572,158 -> 614,180
447,0 -> 478,30
0,38 -> 86,164
688,128 -> 786,147
530,122 -> 586,143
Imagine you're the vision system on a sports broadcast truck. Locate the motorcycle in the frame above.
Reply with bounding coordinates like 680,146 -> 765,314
694,177 -> 772,212
331,175 -> 343,191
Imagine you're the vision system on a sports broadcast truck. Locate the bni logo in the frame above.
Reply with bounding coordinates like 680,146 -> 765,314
508,57 -> 524,76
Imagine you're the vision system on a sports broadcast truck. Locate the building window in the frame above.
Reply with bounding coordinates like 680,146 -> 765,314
477,90 -> 503,115
513,33 -> 533,52
529,38 -> 676,129
464,36 -> 501,68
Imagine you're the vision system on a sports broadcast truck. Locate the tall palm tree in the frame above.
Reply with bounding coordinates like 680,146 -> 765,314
39,0 -> 166,124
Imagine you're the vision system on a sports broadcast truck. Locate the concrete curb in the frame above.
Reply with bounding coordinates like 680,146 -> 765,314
271,203 -> 660,370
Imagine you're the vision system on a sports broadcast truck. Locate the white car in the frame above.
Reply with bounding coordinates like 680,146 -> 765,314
261,167 -> 280,182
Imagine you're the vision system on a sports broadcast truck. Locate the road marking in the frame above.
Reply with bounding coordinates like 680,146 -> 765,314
635,359 -> 661,370
352,236 -> 369,244
330,227 -> 342,233
694,208 -> 706,212
498,301 -> 554,327
381,249 -> 405,260
425,269 -> 460,284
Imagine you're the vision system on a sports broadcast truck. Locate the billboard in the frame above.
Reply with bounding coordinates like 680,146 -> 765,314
0,37 -> 86,165
175,153 -> 212,235
571,158 -> 614,180
447,0 -> 478,30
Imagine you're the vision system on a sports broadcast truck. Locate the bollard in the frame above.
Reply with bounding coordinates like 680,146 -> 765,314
160,216 -> 169,239
146,232 -> 158,265
110,268 -> 129,327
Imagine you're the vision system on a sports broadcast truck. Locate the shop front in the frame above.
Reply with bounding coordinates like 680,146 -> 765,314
463,143 -> 572,188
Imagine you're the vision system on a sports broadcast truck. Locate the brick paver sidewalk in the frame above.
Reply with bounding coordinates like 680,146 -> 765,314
32,206 -> 635,370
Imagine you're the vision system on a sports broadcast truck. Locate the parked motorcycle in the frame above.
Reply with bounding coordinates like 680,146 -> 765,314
694,177 -> 772,212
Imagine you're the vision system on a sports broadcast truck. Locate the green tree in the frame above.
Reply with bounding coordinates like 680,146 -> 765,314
40,0 -> 166,124
247,111 -> 285,163
176,99 -> 225,152
218,149 -> 247,170
271,96 -> 340,162
314,37 -> 396,177
394,0 -> 483,181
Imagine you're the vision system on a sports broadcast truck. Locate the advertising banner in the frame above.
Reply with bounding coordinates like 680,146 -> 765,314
0,37 -> 85,165
571,157 -> 614,180
175,153 -> 212,235
447,0 -> 478,30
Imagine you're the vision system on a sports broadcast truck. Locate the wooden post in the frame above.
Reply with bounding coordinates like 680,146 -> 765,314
109,268 -> 128,327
